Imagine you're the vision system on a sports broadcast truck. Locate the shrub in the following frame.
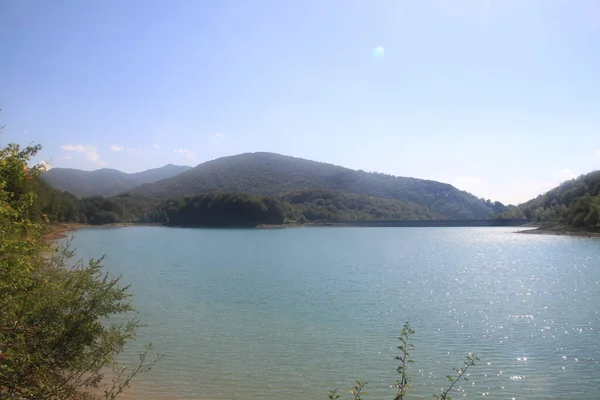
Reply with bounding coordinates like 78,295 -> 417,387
0,142 -> 161,399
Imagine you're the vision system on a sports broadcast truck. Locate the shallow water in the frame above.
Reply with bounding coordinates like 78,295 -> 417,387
70,226 -> 600,399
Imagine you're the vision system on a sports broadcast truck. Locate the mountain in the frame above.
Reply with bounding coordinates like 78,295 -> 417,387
281,189 -> 441,221
131,164 -> 193,185
514,170 -> 600,229
41,164 -> 192,197
131,152 -> 504,219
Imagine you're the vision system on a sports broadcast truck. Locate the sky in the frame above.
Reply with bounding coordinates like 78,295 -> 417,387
1,0 -> 599,205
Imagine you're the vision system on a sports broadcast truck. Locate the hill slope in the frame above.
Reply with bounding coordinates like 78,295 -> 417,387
516,170 -> 600,229
132,152 -> 503,219
41,164 -> 191,197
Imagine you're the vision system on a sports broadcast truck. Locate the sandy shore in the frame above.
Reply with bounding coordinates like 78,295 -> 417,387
43,223 -> 84,240
44,222 -> 164,240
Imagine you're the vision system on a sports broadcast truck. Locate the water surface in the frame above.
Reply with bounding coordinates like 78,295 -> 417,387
70,227 -> 600,399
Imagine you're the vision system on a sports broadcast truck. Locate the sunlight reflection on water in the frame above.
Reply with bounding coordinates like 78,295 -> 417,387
70,227 -> 600,399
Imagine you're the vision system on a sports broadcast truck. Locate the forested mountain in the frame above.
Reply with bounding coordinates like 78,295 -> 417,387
281,189 -> 441,222
514,170 -> 600,229
158,193 -> 290,227
43,189 -> 444,227
41,164 -> 191,197
132,152 -> 504,219
131,164 -> 193,184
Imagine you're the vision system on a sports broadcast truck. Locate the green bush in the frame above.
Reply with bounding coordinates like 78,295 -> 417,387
0,142 -> 161,399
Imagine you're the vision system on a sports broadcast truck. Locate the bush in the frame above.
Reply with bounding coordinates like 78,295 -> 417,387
0,142 -> 160,399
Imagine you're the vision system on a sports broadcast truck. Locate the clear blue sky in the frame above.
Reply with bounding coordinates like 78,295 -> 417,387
1,0 -> 599,204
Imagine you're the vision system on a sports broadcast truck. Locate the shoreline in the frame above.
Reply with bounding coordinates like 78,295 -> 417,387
45,222 -> 600,239
43,222 -> 164,240
516,227 -> 600,238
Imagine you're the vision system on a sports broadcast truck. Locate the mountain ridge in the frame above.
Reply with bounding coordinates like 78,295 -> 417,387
129,151 -> 505,220
41,164 -> 192,197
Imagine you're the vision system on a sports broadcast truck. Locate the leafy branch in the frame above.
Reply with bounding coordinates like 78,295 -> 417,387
328,324 -> 479,400
394,321 -> 415,400
434,353 -> 479,400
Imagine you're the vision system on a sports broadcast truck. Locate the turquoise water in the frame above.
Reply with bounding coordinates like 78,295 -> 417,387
69,227 -> 600,399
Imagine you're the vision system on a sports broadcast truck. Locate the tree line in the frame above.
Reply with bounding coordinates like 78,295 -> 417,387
493,170 -> 600,229
126,151 -> 506,220
30,159 -> 600,232
30,183 -> 481,228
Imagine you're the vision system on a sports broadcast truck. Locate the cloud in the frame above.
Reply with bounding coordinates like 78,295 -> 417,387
61,144 -> 105,166
59,155 -> 73,160
453,167 -> 586,206
596,149 -> 600,155
559,168 -> 577,181
210,133 -> 225,144
39,160 -> 52,171
153,144 -> 161,150
110,144 -> 143,154
509,168 -> 580,204
174,148 -> 196,161
453,176 -> 484,194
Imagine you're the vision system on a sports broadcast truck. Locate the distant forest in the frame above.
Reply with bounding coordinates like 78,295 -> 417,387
27,183 -> 456,227
505,170 -> 600,230
17,170 -> 514,227
25,148 -> 600,230
27,170 -> 600,230
128,152 -> 502,220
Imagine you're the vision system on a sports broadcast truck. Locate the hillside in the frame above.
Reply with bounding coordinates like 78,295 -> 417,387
131,152 -> 504,219
281,189 -> 441,221
41,164 -> 191,197
516,170 -> 600,229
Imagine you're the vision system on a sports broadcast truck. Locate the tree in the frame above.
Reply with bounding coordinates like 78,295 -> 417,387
0,142 -> 161,399
565,195 -> 600,228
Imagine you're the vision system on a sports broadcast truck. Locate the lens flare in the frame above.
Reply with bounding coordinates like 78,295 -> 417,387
373,46 -> 385,57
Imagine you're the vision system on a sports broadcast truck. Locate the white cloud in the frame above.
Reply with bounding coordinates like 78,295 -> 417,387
508,169 -> 581,204
153,144 -> 161,149
454,176 -> 533,205
39,160 -> 52,171
110,144 -> 142,154
59,155 -> 73,160
596,149 -> 600,155
174,148 -> 196,161
559,168 -> 577,181
453,167 -> 587,206
210,133 -> 225,144
61,144 -> 84,152
453,176 -> 484,195
512,180 -> 555,201
61,144 -> 105,166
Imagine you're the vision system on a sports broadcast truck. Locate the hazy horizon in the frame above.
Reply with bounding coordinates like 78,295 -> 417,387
2,0 -> 599,204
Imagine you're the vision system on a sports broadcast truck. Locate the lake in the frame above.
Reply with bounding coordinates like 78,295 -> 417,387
68,226 -> 600,399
